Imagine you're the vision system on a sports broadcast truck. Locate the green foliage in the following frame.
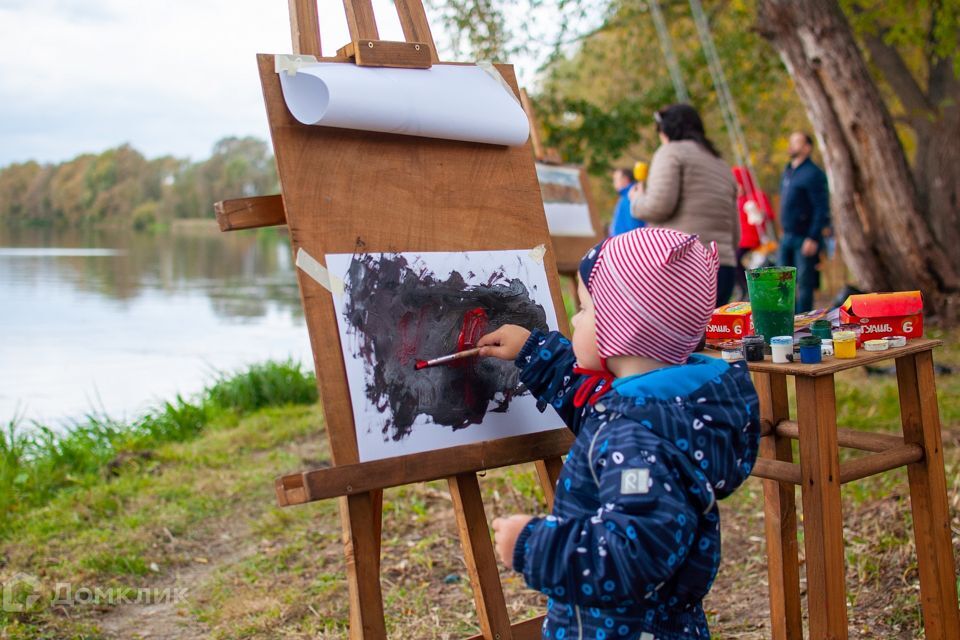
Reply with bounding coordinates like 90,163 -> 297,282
205,360 -> 319,417
842,0 -> 960,72
0,137 -> 279,229
0,361 -> 316,532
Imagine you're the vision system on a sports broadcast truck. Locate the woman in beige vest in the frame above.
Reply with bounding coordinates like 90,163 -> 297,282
630,104 -> 739,305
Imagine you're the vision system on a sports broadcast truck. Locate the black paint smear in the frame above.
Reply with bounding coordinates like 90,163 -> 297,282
342,253 -> 549,441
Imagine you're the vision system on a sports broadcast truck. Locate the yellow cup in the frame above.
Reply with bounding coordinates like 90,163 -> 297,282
633,161 -> 648,183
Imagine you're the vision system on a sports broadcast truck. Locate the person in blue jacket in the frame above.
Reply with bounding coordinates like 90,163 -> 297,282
478,227 -> 760,640
609,168 -> 645,236
778,131 -> 831,313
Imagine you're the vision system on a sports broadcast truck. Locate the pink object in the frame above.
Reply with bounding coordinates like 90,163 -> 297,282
585,228 -> 720,364
732,166 -> 775,250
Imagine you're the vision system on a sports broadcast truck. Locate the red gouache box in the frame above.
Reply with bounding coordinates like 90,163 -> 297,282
839,291 -> 923,344
707,301 -> 754,341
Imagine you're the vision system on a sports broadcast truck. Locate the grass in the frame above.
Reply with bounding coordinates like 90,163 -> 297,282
1,333 -> 958,639
0,360 -> 317,534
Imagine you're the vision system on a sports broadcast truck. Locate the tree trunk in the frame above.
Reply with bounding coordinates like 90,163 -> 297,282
756,0 -> 960,321
912,59 -> 960,260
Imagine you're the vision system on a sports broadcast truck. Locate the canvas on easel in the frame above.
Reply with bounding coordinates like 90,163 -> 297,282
215,1 -> 573,638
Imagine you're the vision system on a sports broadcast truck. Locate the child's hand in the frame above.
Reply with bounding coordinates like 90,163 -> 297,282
478,325 -> 531,361
491,514 -> 534,569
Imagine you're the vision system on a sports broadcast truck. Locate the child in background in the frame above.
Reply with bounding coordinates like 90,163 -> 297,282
478,228 -> 760,639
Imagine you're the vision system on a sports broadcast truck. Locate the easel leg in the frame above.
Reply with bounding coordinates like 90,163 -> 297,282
339,493 -> 387,639
896,352 -> 960,639
796,375 -> 848,640
754,372 -> 802,640
535,456 -> 564,510
449,472 -> 513,640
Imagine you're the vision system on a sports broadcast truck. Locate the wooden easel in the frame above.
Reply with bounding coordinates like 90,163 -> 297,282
216,2 -> 573,638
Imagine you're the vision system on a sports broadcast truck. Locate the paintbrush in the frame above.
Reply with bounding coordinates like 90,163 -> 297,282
415,347 -> 483,370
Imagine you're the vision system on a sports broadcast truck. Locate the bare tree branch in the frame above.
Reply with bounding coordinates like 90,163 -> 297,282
863,32 -> 932,116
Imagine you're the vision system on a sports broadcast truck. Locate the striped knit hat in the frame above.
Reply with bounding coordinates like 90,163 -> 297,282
579,228 -> 719,365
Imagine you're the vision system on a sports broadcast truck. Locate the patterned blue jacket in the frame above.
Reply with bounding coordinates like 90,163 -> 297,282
512,330 -> 760,640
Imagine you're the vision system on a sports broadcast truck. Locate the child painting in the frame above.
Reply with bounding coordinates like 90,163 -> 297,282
478,227 -> 760,639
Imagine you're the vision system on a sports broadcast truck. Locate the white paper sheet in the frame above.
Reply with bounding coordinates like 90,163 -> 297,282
535,163 -> 596,237
277,61 -> 530,146
325,249 -> 564,462
544,202 -> 596,237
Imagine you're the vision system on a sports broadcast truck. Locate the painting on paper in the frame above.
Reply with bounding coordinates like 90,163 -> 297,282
535,163 -> 597,237
325,249 -> 565,462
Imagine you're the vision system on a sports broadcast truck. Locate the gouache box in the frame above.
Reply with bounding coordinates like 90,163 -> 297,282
839,291 -> 923,343
707,301 -> 754,340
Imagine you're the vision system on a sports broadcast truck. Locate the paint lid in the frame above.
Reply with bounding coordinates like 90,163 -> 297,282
770,336 -> 794,346
811,320 -> 832,329
832,330 -> 856,341
884,335 -> 907,347
721,349 -> 743,362
799,336 -> 822,347
864,339 -> 889,351
742,335 -> 765,345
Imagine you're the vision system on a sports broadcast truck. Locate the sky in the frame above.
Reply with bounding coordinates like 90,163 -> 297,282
0,0 -> 539,167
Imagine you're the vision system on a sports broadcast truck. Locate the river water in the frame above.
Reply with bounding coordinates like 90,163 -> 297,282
0,224 -> 313,428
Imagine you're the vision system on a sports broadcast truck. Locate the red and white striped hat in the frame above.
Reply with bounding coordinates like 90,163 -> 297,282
581,227 -> 719,365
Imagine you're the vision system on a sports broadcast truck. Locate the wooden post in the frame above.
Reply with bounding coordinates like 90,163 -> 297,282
535,457 -> 564,510
754,371 -> 802,640
896,351 -> 960,639
449,472 -> 514,640
339,493 -> 387,639
795,374 -> 848,640
288,0 -> 322,56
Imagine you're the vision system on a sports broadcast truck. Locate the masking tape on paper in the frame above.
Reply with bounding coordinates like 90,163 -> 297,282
528,243 -> 547,264
275,54 -> 318,76
295,248 -> 343,296
476,60 -> 520,104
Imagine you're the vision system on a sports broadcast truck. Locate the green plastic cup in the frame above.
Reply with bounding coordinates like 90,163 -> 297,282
747,267 -> 796,345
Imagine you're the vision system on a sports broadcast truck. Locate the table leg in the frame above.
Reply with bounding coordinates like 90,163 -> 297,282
754,371 -> 803,640
796,374 -> 848,640
896,351 -> 960,639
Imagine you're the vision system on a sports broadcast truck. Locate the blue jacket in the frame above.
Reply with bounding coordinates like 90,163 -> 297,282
779,157 -> 830,241
610,184 -> 645,236
512,330 -> 760,639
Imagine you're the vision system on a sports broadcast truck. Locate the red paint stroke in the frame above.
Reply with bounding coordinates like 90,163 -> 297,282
397,309 -> 426,366
456,308 -> 488,353
456,308 -> 486,413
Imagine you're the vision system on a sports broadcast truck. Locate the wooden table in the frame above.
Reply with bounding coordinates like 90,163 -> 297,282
747,338 -> 959,639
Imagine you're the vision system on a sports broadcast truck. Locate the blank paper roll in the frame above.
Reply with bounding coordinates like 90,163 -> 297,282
277,61 -> 531,147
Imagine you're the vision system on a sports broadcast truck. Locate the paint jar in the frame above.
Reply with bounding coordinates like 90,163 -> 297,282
742,335 -> 766,362
811,320 -> 833,340
721,347 -> 743,362
885,335 -> 907,348
832,330 -> 857,359
864,339 -> 889,352
746,267 -> 796,344
798,336 -> 822,364
838,323 -> 863,342
770,336 -> 794,364
821,338 -> 834,357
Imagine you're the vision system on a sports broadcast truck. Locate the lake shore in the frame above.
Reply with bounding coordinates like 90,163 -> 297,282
2,338 -> 959,638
